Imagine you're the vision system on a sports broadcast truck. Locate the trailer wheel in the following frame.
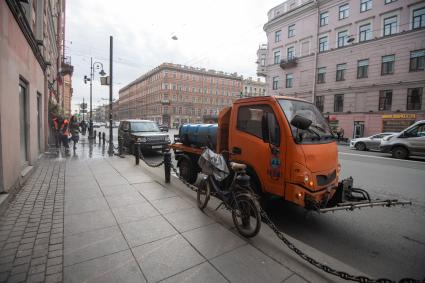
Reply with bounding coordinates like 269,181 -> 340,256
178,156 -> 198,184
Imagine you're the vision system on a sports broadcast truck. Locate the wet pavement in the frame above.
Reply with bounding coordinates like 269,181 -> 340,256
1,135 -> 366,283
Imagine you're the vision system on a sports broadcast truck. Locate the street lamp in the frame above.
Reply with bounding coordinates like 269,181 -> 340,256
84,58 -> 106,139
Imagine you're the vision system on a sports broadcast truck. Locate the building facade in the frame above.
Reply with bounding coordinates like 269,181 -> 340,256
242,77 -> 267,97
258,0 -> 425,137
0,0 -> 68,193
62,57 -> 74,117
119,63 -> 243,128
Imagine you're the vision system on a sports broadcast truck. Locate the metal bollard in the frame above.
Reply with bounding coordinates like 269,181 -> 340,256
102,132 -> 106,145
98,132 -> 101,143
118,137 -> 123,156
134,142 -> 140,165
164,150 -> 171,183
93,130 -> 97,140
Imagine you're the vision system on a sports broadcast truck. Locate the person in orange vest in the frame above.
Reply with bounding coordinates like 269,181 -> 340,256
51,115 -> 60,147
59,118 -> 70,153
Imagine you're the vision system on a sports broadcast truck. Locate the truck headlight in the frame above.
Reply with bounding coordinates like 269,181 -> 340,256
136,137 -> 147,143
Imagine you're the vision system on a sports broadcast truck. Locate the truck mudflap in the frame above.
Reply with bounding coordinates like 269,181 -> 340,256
316,177 -> 412,213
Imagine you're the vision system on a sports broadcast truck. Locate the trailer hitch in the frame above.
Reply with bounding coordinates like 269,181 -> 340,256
318,177 -> 412,213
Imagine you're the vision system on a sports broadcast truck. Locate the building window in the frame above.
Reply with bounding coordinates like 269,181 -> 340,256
337,30 -> 348,47
410,49 -> 425,71
357,59 -> 369,78
339,4 -> 349,20
360,0 -> 372,12
381,55 -> 395,75
288,24 -> 295,37
286,74 -> 293,88
317,67 -> 326,83
413,7 -> 425,29
274,50 -> 281,64
275,30 -> 281,42
334,94 -> 344,112
336,63 -> 347,81
383,15 -> 398,36
272,76 -> 279,90
359,23 -> 372,42
385,0 -> 396,3
315,96 -> 324,112
260,54 -> 266,67
287,46 -> 295,59
319,36 -> 328,52
379,90 -> 392,111
407,88 -> 423,110
320,11 -> 328,26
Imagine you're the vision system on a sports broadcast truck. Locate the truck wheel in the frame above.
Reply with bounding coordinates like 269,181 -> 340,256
392,146 -> 408,159
355,142 -> 366,151
179,157 -> 197,184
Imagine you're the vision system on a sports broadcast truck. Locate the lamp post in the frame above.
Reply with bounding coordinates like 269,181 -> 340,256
84,58 -> 106,139
108,36 -> 114,156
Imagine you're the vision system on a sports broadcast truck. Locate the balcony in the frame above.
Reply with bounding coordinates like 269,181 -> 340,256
280,57 -> 297,69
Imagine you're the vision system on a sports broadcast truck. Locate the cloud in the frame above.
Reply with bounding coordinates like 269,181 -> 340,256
66,0 -> 281,113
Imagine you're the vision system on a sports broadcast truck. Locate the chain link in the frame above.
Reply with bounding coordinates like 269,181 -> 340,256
169,163 -> 421,283
138,148 -> 166,168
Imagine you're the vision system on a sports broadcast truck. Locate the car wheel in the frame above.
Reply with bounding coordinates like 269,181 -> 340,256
392,146 -> 408,159
355,142 -> 366,151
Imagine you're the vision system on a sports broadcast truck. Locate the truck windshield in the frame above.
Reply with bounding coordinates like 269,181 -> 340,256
131,122 -> 160,132
278,99 -> 334,142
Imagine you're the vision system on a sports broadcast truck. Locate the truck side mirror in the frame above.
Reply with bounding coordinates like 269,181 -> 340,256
290,115 -> 312,130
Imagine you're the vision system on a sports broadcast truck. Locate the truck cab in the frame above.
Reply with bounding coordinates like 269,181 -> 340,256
218,96 -> 339,208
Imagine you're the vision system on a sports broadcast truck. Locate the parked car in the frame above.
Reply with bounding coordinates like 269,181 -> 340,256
92,122 -> 101,128
380,120 -> 425,159
118,120 -> 170,153
158,124 -> 169,132
350,132 -> 398,151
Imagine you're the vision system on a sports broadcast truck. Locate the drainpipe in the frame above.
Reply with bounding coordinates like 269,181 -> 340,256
311,0 -> 320,103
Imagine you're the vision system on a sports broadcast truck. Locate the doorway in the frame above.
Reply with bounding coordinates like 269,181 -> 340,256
37,93 -> 42,153
19,80 -> 28,166
353,121 -> 365,139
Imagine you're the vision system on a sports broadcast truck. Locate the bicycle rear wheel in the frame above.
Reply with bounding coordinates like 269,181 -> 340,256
197,178 -> 210,211
232,194 -> 261,238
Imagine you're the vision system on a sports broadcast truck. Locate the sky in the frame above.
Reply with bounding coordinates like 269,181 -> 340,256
66,0 -> 282,113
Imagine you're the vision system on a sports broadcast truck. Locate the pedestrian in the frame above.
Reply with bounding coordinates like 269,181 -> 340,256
340,128 -> 345,141
51,114 -> 60,147
336,128 -> 341,141
59,117 -> 70,154
69,115 -> 80,150
80,120 -> 87,136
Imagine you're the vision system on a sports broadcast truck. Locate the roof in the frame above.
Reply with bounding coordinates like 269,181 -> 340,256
233,95 -> 312,104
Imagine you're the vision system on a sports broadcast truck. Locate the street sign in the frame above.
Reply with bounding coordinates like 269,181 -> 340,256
80,103 -> 88,110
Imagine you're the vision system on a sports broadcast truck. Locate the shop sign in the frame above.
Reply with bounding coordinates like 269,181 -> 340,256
382,114 -> 416,119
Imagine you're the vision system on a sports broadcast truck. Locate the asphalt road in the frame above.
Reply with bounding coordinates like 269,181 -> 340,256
95,127 -> 424,280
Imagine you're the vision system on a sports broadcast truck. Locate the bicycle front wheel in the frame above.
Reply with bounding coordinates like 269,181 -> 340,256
232,194 -> 261,238
197,178 -> 210,211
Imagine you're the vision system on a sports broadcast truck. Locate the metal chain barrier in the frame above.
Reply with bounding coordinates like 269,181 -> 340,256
137,147 -> 166,168
168,163 -> 421,283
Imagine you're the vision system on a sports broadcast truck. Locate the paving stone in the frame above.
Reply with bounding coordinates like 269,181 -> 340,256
105,191 -> 147,208
0,255 -> 15,265
164,207 -> 216,233
111,202 -> 159,224
64,225 -> 127,266
45,272 -> 62,283
47,250 -> 62,259
160,262 -> 228,283
64,209 -> 116,235
10,263 -> 28,275
46,264 -> 61,275
65,196 -> 109,215
132,234 -> 204,282
46,257 -> 62,267
283,274 -> 309,282
99,183 -> 136,196
13,256 -> 31,266
64,250 -> 145,283
6,272 -> 26,283
120,215 -> 177,248
26,272 -> 45,283
30,257 -> 47,267
133,182 -> 178,201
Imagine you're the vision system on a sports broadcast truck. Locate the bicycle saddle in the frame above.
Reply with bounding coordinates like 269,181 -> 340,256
230,162 -> 246,172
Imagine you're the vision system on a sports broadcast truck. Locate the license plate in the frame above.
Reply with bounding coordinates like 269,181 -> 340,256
151,145 -> 162,149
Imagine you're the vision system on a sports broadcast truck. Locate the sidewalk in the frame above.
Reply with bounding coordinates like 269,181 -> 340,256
1,135 -> 362,282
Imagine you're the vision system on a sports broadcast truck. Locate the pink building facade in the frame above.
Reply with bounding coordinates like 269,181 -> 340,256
258,0 -> 425,138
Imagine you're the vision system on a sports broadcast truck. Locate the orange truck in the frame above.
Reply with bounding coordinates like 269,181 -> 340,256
171,96 -> 409,212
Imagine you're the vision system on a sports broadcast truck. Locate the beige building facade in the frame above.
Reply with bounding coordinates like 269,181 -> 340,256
119,63 -> 243,128
0,0 -> 67,192
242,77 -> 267,97
258,0 -> 425,137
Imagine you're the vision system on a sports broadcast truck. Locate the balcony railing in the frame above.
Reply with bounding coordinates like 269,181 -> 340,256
280,57 -> 297,69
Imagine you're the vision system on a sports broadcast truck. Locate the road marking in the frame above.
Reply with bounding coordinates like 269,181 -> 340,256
338,152 -> 425,164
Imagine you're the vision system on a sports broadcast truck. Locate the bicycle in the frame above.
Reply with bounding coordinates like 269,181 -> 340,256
197,155 -> 261,238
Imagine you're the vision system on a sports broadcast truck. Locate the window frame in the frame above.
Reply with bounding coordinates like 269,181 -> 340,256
288,24 -> 295,38
337,30 -> 348,48
409,49 -> 425,71
336,63 -> 347,81
381,55 -> 395,75
319,36 -> 328,52
360,0 -> 372,12
272,76 -> 279,90
383,15 -> 398,36
359,23 -> 372,42
339,4 -> 349,20
286,73 -> 293,88
320,11 -> 329,26
412,7 -> 425,29
407,88 -> 423,110
317,67 -> 326,84
334,94 -> 344,112
315,96 -> 325,112
357,59 -> 369,79
379,90 -> 392,111
287,46 -> 295,60
274,50 -> 281,65
275,30 -> 282,42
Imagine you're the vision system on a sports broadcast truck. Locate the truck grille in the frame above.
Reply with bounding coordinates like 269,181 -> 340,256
316,170 -> 336,186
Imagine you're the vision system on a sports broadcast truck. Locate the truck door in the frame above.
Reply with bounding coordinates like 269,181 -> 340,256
229,104 -> 284,197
